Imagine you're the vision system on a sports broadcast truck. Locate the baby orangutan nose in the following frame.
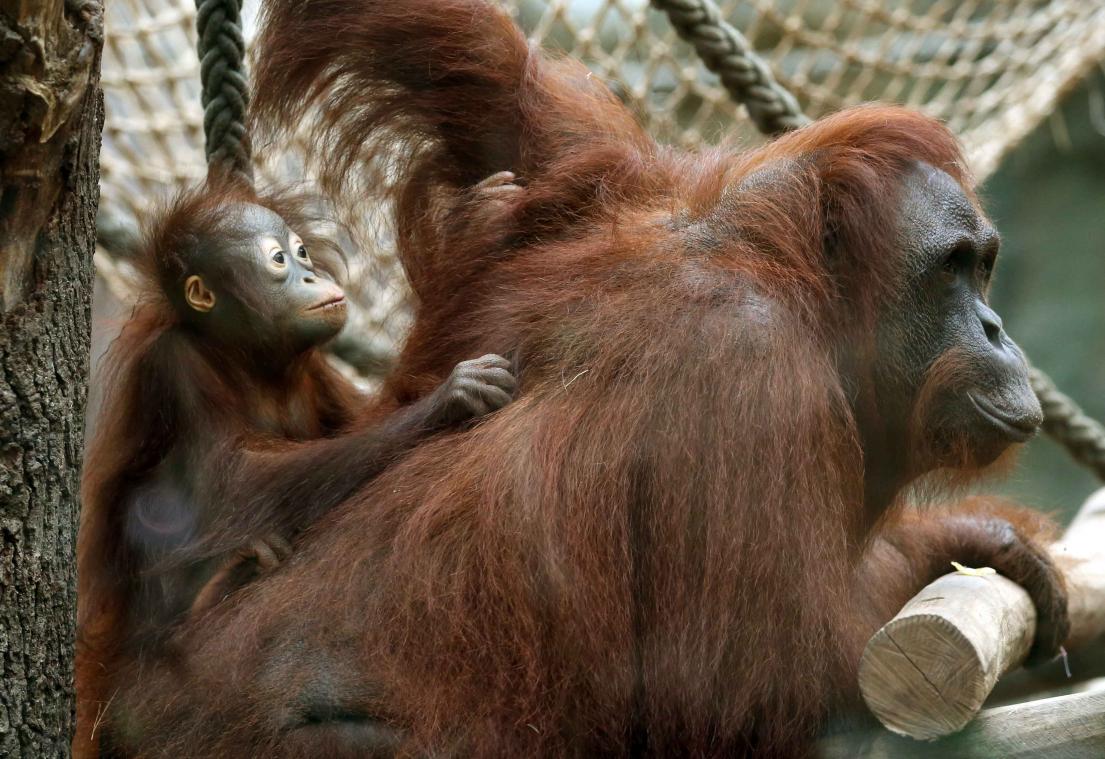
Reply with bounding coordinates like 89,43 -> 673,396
301,274 -> 348,337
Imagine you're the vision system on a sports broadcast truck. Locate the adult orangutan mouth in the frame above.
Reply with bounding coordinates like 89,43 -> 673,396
967,393 -> 1037,442
307,295 -> 346,312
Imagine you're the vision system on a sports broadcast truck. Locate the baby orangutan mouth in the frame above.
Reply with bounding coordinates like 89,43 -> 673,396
307,295 -> 346,312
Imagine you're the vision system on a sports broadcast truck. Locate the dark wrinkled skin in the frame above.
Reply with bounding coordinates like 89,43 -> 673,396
877,164 -> 1040,458
862,162 -> 1065,662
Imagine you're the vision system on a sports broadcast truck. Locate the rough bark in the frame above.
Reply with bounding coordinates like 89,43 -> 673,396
0,0 -> 103,756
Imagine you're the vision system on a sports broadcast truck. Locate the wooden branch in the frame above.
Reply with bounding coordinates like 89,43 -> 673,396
820,687 -> 1105,759
858,488 -> 1105,740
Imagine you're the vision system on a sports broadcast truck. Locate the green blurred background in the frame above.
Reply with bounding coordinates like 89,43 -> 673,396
987,69 -> 1105,523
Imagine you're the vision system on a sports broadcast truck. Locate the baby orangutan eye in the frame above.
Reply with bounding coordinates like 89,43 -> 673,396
297,245 -> 310,263
271,250 -> 287,267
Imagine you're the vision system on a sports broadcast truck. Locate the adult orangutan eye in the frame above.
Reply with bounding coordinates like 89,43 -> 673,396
941,242 -> 972,279
978,254 -> 995,281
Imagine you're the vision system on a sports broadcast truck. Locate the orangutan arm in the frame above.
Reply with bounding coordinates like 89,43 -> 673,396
855,498 -> 1068,664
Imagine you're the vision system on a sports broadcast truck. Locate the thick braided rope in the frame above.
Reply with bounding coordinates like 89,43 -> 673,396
195,0 -> 253,185
653,0 -> 1105,480
650,0 -> 810,136
1030,367 -> 1105,481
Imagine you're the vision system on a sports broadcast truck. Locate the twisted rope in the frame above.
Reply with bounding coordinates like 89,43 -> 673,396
653,0 -> 1105,480
1030,367 -> 1105,481
650,0 -> 810,136
195,0 -> 253,185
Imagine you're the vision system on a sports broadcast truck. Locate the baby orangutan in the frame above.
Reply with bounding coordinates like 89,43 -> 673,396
171,197 -> 517,616
76,174 -> 519,755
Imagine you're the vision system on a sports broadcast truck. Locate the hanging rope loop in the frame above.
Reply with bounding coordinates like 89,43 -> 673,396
1031,367 -> 1105,481
195,0 -> 253,185
651,0 -> 810,135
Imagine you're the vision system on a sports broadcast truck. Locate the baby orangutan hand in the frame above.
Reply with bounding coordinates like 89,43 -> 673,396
424,354 -> 517,429
190,533 -> 294,616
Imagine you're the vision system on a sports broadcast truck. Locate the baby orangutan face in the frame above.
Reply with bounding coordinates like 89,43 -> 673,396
183,203 -> 348,354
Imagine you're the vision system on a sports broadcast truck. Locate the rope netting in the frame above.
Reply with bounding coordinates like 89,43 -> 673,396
100,0 -> 1105,233
96,0 -> 1105,472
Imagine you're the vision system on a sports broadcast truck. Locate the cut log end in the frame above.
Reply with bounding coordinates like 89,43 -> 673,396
859,487 -> 1105,741
860,612 -> 989,739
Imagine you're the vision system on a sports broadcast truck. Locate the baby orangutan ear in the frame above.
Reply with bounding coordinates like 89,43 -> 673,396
184,275 -> 216,313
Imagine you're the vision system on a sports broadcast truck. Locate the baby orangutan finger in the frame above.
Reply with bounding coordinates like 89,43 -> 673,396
190,559 -> 240,616
453,386 -> 491,418
468,354 -> 511,371
250,537 -> 282,572
266,533 -> 293,563
474,384 -> 513,412
455,376 -> 514,412
474,171 -> 517,192
470,366 -> 516,393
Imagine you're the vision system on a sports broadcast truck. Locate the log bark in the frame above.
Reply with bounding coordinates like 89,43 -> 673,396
0,0 -> 103,755
858,487 -> 1105,740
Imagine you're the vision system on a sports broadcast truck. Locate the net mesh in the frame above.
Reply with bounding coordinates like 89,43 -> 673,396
98,0 -> 1105,365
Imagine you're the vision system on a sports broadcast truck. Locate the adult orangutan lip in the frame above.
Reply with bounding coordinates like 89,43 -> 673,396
307,295 -> 345,311
967,393 -> 1037,442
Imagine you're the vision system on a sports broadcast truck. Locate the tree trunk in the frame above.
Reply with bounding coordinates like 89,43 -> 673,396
0,1 -> 103,755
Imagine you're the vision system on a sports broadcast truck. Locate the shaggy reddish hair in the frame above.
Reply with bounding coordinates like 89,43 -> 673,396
76,175 -> 356,757
79,2 -> 1061,757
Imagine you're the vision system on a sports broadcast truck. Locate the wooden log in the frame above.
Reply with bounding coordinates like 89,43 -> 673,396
820,687 -> 1105,758
858,487 -> 1105,740
1055,489 -> 1105,649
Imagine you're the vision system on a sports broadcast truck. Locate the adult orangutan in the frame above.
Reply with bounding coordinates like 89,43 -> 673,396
75,177 -> 516,756
85,1 -> 1070,756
